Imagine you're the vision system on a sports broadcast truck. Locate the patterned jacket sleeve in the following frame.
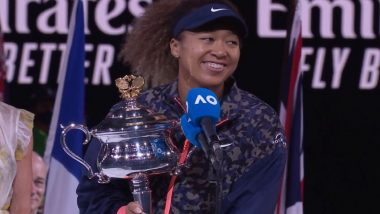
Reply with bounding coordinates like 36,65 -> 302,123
76,138 -> 134,214
223,146 -> 287,214
222,106 -> 287,214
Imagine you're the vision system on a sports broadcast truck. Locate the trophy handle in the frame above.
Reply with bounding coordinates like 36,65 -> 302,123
60,123 -> 110,183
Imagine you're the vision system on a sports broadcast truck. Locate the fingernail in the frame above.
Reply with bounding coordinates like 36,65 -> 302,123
133,207 -> 143,213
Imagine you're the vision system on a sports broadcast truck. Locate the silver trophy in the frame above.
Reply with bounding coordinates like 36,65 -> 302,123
61,75 -> 187,214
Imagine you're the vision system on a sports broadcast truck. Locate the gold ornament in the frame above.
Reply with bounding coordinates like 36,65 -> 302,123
115,75 -> 145,99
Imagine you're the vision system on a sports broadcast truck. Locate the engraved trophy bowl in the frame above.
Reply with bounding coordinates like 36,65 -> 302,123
60,75 -> 180,214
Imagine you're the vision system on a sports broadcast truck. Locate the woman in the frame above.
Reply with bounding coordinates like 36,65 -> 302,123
77,0 -> 287,213
0,101 -> 34,214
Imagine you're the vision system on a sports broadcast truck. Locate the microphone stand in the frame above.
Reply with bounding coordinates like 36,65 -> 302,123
198,132 -> 223,214
207,136 -> 224,214
198,117 -> 224,214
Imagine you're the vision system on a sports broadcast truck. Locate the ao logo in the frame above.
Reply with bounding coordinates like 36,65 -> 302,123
194,95 -> 218,105
185,94 -> 218,112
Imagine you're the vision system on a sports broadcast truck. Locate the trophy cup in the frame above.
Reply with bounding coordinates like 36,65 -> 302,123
60,75 -> 183,214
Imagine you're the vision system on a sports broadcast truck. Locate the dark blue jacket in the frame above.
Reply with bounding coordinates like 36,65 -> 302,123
77,80 -> 287,214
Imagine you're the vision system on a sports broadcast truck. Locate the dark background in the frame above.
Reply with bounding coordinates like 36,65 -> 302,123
3,1 -> 380,213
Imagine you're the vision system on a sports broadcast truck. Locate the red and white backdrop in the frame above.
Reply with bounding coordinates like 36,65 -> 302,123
1,1 -> 379,213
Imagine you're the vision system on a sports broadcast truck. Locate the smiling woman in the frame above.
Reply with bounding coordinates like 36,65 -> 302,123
170,27 -> 241,98
77,0 -> 287,214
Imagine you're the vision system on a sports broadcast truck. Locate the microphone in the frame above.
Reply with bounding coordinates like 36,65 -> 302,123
184,88 -> 224,214
180,114 -> 210,157
185,88 -> 221,144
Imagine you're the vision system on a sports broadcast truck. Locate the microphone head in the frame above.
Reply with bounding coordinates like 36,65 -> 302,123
186,88 -> 221,125
180,114 -> 202,147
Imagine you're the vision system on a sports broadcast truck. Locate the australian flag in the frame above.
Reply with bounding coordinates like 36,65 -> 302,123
43,1 -> 85,213
276,0 -> 304,214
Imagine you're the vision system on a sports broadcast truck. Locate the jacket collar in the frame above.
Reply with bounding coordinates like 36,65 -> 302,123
162,78 -> 241,122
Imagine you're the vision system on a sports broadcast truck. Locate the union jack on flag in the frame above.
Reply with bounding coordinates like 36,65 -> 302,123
276,0 -> 304,213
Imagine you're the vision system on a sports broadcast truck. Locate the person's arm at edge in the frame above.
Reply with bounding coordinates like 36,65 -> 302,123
223,145 -> 287,214
10,139 -> 33,214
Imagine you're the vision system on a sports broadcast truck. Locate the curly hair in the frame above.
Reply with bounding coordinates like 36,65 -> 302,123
119,0 -> 242,88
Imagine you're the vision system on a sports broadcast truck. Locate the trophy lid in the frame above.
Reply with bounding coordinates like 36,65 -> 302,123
91,75 -> 172,134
